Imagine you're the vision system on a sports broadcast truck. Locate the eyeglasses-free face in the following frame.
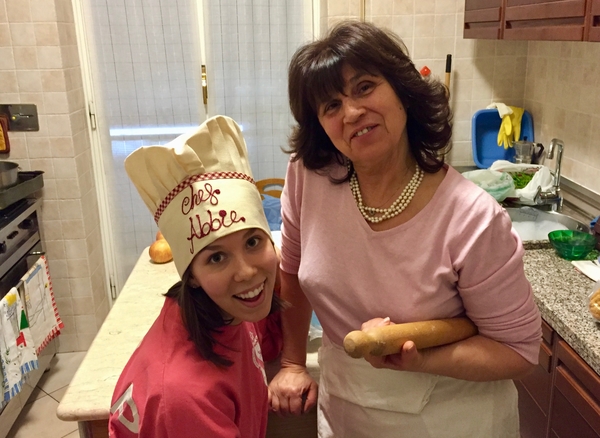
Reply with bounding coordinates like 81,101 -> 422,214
189,228 -> 278,325
317,64 -> 410,171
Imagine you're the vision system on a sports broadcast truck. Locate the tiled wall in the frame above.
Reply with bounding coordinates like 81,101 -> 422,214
325,0 -> 600,195
524,41 -> 600,193
0,0 -> 108,352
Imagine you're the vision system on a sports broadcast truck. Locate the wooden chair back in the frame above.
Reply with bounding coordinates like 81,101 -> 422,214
256,178 -> 284,200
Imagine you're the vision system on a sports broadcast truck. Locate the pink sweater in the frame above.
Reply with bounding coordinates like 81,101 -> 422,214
280,161 -> 542,364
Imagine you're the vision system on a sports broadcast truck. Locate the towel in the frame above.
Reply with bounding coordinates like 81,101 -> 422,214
487,102 -> 513,118
262,194 -> 282,231
21,256 -> 63,355
572,261 -> 600,282
487,103 -> 525,149
0,288 -> 39,402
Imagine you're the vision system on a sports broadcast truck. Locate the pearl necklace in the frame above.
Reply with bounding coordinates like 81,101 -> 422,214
349,165 -> 424,224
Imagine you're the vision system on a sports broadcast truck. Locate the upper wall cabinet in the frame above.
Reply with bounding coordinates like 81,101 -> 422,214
589,0 -> 600,41
464,0 -> 503,39
464,0 -> 600,41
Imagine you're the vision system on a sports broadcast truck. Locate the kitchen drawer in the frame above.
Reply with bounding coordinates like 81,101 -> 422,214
549,340 -> 600,438
556,340 -> 600,402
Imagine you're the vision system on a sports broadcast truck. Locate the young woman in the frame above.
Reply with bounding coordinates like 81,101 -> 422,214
109,115 -> 284,438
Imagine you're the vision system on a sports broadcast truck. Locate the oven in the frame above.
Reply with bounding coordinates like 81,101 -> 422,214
0,171 -> 56,435
0,198 -> 44,299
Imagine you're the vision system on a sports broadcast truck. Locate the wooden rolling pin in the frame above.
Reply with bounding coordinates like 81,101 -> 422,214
343,317 -> 478,359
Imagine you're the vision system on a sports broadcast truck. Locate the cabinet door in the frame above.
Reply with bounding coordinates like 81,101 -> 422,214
587,0 -> 600,41
464,0 -> 503,39
549,340 -> 600,438
504,0 -> 587,41
516,320 -> 554,438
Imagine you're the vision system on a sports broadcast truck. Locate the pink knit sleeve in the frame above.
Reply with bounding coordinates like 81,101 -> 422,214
279,159 -> 303,275
454,204 -> 542,364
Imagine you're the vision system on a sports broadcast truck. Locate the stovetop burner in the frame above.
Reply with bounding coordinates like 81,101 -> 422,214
0,197 -> 41,279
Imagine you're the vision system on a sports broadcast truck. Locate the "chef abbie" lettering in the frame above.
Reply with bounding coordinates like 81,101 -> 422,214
182,183 -> 245,254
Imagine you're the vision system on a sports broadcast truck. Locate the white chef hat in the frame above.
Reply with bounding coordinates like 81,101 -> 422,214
124,115 -> 271,278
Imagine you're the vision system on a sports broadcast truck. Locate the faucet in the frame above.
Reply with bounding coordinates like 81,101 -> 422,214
534,138 -> 564,211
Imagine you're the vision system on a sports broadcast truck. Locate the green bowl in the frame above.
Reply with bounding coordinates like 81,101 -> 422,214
547,230 -> 596,260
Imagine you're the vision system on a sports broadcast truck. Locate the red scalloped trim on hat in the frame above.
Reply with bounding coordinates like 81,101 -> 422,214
154,171 -> 255,223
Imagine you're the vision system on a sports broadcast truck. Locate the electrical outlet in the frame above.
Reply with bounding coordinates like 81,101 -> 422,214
0,104 -> 39,131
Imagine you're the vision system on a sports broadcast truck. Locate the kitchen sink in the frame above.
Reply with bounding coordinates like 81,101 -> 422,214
506,207 -> 590,241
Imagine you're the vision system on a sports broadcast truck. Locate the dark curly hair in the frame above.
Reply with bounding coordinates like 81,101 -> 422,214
287,20 -> 452,179
165,268 -> 285,367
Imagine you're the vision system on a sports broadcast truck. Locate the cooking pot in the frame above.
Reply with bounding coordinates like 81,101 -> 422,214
0,161 -> 19,190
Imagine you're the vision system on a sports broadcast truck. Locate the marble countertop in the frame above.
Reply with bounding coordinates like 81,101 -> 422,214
57,244 -> 600,423
56,248 -> 178,422
522,243 -> 600,375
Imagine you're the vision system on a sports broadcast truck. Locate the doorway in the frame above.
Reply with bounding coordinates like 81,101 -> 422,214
74,0 -> 314,300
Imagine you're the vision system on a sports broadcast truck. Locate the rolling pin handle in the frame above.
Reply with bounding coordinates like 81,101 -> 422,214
343,330 -> 370,359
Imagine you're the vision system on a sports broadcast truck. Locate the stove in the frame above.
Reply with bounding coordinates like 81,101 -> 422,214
0,198 -> 42,279
0,170 -> 55,429
0,172 -> 44,296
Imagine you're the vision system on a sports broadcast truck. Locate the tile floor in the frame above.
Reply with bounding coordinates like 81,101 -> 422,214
6,352 -> 87,438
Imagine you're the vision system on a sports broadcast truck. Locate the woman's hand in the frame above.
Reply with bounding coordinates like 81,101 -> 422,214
360,317 -> 425,372
268,363 -> 318,416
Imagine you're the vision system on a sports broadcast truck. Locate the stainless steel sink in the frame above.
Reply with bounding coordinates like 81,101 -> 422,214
506,207 -> 590,241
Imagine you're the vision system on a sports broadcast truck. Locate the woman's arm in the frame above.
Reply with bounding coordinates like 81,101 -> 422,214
268,271 -> 318,415
361,318 -> 535,381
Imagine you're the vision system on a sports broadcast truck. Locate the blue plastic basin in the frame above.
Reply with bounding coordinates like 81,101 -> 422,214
471,109 -> 534,168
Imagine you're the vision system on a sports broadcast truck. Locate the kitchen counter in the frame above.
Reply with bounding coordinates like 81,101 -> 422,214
56,248 -> 177,424
522,243 -> 600,375
57,243 -> 600,434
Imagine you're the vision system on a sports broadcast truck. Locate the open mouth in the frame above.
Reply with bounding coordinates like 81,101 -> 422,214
234,283 -> 264,303
353,126 -> 374,138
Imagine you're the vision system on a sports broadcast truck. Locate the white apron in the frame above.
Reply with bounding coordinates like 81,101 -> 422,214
317,340 -> 519,438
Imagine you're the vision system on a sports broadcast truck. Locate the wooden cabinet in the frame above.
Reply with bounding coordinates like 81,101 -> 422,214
464,0 -> 600,41
464,0 -> 504,39
588,0 -> 600,41
516,320 -> 554,438
516,320 -> 600,438
550,340 -> 600,438
504,0 -> 586,41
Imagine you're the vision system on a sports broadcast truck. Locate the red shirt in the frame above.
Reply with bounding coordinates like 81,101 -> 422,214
109,297 -> 282,438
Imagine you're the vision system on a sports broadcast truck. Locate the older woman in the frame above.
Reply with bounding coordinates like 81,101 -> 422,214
268,21 -> 542,437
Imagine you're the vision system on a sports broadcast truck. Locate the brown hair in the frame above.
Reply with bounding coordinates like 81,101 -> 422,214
165,267 -> 285,368
287,20 -> 452,178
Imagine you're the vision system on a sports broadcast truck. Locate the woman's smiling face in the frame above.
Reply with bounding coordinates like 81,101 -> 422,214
317,64 -> 409,168
189,228 -> 278,325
